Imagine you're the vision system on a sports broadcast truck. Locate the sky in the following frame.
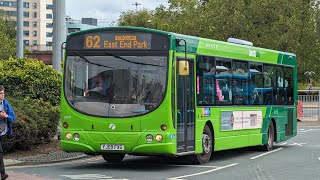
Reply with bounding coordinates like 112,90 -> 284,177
66,0 -> 168,26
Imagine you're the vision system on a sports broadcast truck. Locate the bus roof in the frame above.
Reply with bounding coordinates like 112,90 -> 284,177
67,26 -> 296,66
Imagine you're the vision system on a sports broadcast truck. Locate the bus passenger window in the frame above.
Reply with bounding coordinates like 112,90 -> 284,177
249,63 -> 263,105
196,56 -> 215,106
264,65 -> 276,105
284,67 -> 294,105
215,59 -> 232,105
232,60 -> 248,105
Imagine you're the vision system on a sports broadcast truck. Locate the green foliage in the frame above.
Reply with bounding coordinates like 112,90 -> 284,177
118,9 -> 154,28
0,58 -> 61,106
118,0 -> 320,84
3,97 -> 60,151
0,11 -> 16,59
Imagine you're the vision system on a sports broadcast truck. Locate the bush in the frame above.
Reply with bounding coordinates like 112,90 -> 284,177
0,58 -> 61,106
0,58 -> 61,152
3,97 -> 60,151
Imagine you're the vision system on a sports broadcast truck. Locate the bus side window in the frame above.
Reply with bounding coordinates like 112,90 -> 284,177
215,59 -> 232,105
249,63 -> 263,105
196,56 -> 215,106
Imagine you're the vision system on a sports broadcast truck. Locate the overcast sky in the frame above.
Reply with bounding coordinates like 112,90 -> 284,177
66,0 -> 168,26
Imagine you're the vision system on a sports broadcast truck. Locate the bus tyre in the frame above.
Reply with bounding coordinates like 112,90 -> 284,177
102,153 -> 125,163
262,122 -> 275,151
195,124 -> 213,164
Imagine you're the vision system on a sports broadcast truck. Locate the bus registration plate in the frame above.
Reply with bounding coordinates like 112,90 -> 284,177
101,144 -> 124,150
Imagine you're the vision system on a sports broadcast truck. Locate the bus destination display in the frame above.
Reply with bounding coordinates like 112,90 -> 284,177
84,33 -> 152,49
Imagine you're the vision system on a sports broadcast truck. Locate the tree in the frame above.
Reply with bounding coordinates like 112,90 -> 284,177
118,9 -> 154,28
0,11 -> 16,59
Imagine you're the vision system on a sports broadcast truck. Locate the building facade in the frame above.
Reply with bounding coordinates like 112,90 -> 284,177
0,0 -> 53,51
66,17 -> 98,34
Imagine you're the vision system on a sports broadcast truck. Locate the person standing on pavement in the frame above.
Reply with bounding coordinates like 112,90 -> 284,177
0,85 -> 16,180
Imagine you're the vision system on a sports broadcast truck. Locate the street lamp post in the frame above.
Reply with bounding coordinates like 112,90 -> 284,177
304,71 -> 316,90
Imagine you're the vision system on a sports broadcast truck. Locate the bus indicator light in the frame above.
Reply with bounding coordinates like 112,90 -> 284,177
161,124 -> 167,131
63,122 -> 68,129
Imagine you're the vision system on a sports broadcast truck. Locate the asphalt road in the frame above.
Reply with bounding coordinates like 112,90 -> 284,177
7,127 -> 320,180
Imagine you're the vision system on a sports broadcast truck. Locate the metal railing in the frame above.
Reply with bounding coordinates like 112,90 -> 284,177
298,90 -> 320,121
25,45 -> 52,52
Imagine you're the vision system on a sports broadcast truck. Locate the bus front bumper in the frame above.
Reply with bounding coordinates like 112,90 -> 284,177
60,131 -> 176,155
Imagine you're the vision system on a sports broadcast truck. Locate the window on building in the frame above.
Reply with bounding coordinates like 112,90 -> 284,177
23,12 -> 29,18
23,40 -> 29,46
46,32 -> 53,37
0,1 -> 16,7
23,30 -> 29,36
46,23 -> 53,28
33,3 -> 37,9
33,12 -> 37,18
33,21 -> 37,27
33,31 -> 37,37
23,2 -> 29,8
46,4 -> 53,9
46,14 -> 53,19
32,40 -> 37,46
5,11 -> 17,17
46,41 -> 53,46
23,21 -> 29,27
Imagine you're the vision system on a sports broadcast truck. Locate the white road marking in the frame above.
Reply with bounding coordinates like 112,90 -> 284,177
299,129 -> 313,133
289,143 -> 306,146
318,157 -> 320,161
90,161 -> 219,168
166,163 -> 238,180
250,148 -> 283,160
86,160 -> 219,168
61,174 -> 128,180
280,142 -> 287,145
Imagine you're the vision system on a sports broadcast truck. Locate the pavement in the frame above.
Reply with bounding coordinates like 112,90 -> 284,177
4,151 -> 88,167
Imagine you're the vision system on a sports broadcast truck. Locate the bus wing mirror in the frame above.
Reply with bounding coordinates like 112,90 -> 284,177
179,60 -> 189,76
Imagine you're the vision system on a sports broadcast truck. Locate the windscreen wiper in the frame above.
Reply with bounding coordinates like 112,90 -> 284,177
105,51 -> 164,67
74,51 -> 115,69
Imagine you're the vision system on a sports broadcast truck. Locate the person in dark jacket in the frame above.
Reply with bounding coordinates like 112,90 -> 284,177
0,85 -> 16,180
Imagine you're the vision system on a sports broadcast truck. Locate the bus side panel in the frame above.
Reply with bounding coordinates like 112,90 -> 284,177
196,107 -> 267,152
261,106 -> 297,145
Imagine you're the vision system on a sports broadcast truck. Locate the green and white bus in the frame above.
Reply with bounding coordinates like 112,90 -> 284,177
61,27 -> 297,164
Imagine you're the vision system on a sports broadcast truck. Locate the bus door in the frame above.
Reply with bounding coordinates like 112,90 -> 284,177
176,57 -> 195,153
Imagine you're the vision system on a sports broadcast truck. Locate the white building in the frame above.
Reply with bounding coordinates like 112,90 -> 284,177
0,0 -> 53,51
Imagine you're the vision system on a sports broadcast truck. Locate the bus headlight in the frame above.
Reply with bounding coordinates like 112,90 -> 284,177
146,134 -> 153,142
66,132 -> 72,140
155,134 -> 163,142
73,133 -> 80,141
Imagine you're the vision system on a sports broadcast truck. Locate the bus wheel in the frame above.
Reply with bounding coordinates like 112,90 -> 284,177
195,124 -> 213,164
262,122 -> 275,151
102,153 -> 125,163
